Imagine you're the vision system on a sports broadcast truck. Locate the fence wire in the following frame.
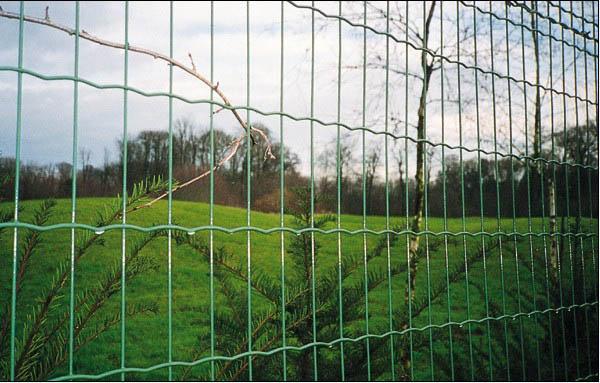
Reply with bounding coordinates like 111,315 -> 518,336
0,0 -> 598,381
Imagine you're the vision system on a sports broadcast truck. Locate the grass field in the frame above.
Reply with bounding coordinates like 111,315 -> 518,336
1,198 -> 597,381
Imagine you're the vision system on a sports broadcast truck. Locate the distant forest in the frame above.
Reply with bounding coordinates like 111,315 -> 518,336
0,119 -> 597,218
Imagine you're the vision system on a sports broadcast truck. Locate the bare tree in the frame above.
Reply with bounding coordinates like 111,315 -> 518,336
344,2 -> 483,376
318,137 -> 354,211
395,145 -> 404,212
405,2 -> 437,304
528,2 -> 557,276
365,148 -> 380,213
78,147 -> 91,190
344,0 -> 482,303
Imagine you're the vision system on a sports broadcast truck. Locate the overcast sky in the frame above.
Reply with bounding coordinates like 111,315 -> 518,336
0,1 -> 597,179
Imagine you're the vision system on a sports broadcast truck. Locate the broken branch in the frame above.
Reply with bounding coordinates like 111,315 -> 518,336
0,7 -> 276,210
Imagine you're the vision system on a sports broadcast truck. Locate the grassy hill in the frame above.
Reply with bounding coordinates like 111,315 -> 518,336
0,198 -> 597,381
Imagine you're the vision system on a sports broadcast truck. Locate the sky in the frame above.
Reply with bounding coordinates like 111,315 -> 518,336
0,1 -> 597,180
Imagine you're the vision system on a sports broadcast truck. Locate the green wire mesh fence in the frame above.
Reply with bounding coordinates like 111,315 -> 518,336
0,0 -> 598,381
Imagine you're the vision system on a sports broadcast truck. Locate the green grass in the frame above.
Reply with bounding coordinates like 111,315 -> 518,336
1,198 -> 597,381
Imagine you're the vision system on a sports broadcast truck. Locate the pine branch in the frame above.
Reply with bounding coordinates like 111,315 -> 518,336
0,201 -> 55,356
175,233 -> 280,305
10,179 -> 164,379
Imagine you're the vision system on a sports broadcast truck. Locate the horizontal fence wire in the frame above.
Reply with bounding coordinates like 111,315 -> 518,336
1,221 -> 599,237
1,0 -> 598,381
0,66 -> 596,172
45,303 -> 598,381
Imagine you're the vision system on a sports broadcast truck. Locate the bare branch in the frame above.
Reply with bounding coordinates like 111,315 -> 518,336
126,133 -> 245,214
2,10 -> 251,130
344,63 -> 425,81
187,52 -> 197,72
0,8 -> 276,210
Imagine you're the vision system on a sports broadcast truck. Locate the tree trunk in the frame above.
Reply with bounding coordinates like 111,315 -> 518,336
400,3 -> 436,378
548,176 -> 558,276
397,157 -> 404,215
406,24 -> 435,305
531,2 -> 558,278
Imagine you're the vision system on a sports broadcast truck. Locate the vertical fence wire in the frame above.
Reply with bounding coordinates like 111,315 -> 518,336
584,3 -> 598,377
245,2 -> 253,379
583,7 -> 599,373
439,2 -> 455,380
209,1 -> 216,380
507,4 -> 527,378
488,1 -> 512,379
360,2 -> 371,380
383,1 -> 396,380
538,3 -> 557,377
559,4 -> 580,380
310,2 -> 318,380
520,16 -> 536,363
456,3 -> 475,379
584,7 -> 600,378
120,3 -> 129,381
571,1 -> 592,377
539,7 -> 557,379
68,1 -> 80,378
472,4 -> 493,380
167,3 -> 175,381
9,2 -> 25,381
550,2 -> 570,378
403,3 -> 414,379
335,2 -> 346,379
422,3 -> 434,380
279,2 -> 287,381
518,4 -> 540,380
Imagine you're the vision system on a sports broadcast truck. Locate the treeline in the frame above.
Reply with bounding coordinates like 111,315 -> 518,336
317,155 -> 598,218
0,120 -> 597,218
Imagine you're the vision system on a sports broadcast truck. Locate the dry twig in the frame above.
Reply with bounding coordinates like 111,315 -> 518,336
127,134 -> 245,214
